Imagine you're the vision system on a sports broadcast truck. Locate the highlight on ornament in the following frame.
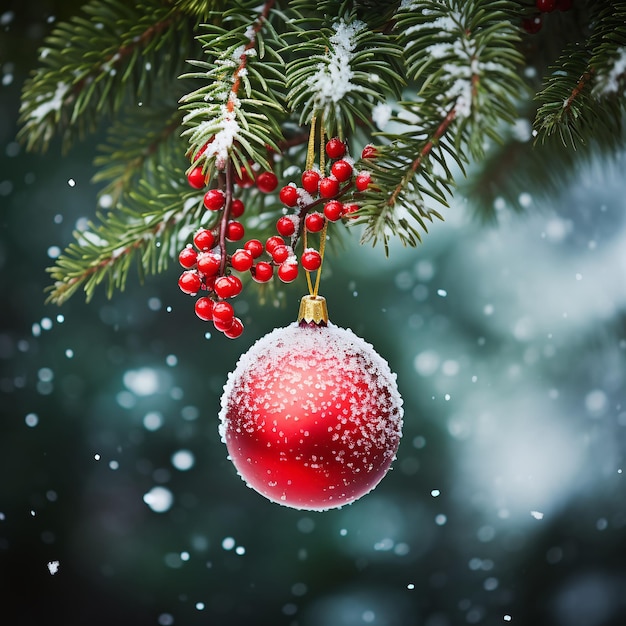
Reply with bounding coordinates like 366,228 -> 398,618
219,295 -> 404,511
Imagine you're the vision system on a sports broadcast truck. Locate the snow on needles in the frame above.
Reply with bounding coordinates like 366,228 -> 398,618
25,81 -> 68,124
308,19 -> 366,111
593,47 -> 626,97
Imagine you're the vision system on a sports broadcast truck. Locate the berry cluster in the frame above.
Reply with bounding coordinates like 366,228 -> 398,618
523,0 -> 573,33
178,137 -> 376,338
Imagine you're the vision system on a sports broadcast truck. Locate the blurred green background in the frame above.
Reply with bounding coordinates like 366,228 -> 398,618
2,3 -> 626,625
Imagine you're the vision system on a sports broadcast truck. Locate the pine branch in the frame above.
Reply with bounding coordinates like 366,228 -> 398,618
179,0 -> 288,180
46,173 -> 206,304
18,0 -> 195,152
534,3 -> 626,147
92,99 -> 185,205
285,6 -> 404,138
355,0 -> 524,250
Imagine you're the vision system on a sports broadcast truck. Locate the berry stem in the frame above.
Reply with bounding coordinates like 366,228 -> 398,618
292,180 -> 353,252
219,168 -> 232,276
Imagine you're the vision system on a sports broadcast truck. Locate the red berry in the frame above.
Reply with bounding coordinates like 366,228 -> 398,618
226,221 -> 245,242
197,252 -> 221,277
301,249 -> 322,272
556,0 -> 572,9
279,185 -> 299,207
305,212 -> 325,233
252,261 -> 273,283
330,159 -> 353,183
342,203 -> 359,219
319,177 -> 340,198
355,171 -> 371,191
193,229 -> 215,251
224,317 -> 244,339
265,235 -> 285,254
234,166 -> 254,188
256,171 -> 278,193
214,316 -> 234,332
361,144 -> 377,159
187,166 -> 206,189
271,244 -> 291,264
230,198 -> 245,218
522,15 -> 542,33
213,301 -> 235,323
278,261 -> 298,283
323,200 -> 343,222
204,189 -> 225,211
244,239 -> 264,259
230,249 -> 254,272
536,0 -> 556,11
194,296 -> 214,321
276,216 -> 296,237
214,275 -> 243,299
325,137 -> 346,159
301,170 -> 320,194
178,271 -> 202,295
178,246 -> 198,269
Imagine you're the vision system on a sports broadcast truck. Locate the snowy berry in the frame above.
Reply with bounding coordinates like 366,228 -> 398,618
270,244 -> 290,264
226,221 -> 245,242
265,235 -> 285,254
319,177 -> 339,198
193,229 -> 215,251
330,159 -> 353,182
197,252 -> 221,277
244,239 -> 264,259
214,275 -> 243,299
323,200 -> 343,222
301,249 -> 322,272
361,144 -> 377,159
342,203 -> 359,219
256,171 -> 278,193
194,296 -> 214,321
355,171 -> 371,191
325,137 -> 346,159
187,166 -> 206,189
305,212 -> 325,233
279,185 -> 299,207
276,216 -> 296,237
178,246 -> 197,269
301,170 -> 320,194
252,261 -> 273,283
204,189 -> 225,211
278,262 -> 298,283
230,249 -> 254,272
178,271 -> 202,295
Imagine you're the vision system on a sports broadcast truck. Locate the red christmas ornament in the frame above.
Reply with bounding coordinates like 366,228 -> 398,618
219,295 -> 404,510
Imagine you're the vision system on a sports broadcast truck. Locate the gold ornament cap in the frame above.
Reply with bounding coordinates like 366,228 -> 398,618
297,295 -> 329,325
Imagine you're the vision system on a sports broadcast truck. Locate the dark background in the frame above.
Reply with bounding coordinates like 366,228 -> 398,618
2,2 -> 626,625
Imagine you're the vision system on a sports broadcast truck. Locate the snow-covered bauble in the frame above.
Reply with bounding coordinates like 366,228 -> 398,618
219,295 -> 404,510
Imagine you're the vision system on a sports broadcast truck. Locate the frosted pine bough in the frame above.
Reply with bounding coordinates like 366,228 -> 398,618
219,322 -> 404,511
